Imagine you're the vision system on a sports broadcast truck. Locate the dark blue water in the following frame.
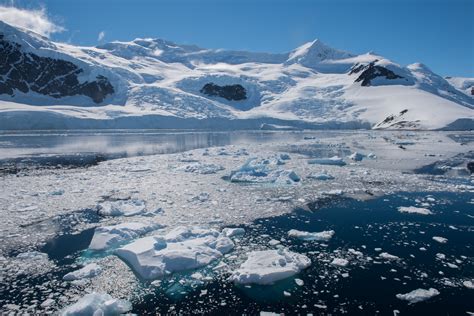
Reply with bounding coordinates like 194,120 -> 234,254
130,191 -> 474,315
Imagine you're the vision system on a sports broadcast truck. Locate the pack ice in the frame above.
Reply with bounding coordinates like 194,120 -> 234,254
230,249 -> 311,285
97,199 -> 147,217
115,226 -> 235,280
229,157 -> 300,184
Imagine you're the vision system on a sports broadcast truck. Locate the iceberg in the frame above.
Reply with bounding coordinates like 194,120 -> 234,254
97,199 -> 147,217
115,226 -> 234,280
230,248 -> 311,285
396,288 -> 440,304
308,156 -> 346,166
60,293 -> 131,316
88,222 -> 160,251
398,206 -> 433,215
63,263 -> 102,281
288,229 -> 335,241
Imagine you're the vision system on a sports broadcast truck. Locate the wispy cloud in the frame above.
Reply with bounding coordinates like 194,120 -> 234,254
0,5 -> 65,37
97,31 -> 105,41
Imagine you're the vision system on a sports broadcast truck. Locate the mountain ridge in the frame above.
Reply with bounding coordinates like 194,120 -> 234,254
0,21 -> 472,130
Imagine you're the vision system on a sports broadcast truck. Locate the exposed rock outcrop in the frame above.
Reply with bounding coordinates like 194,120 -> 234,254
200,83 -> 247,101
0,34 -> 114,103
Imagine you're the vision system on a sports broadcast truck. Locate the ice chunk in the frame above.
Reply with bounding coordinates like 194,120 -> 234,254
229,157 -> 299,184
176,162 -> 225,174
432,236 -> 448,243
288,229 -> 335,241
463,280 -> 474,289
229,248 -> 311,285
115,227 -> 234,280
331,258 -> 349,267
379,252 -> 400,260
398,206 -> 433,215
60,292 -> 131,316
395,288 -> 440,304
98,199 -> 146,217
89,222 -> 160,251
348,152 -> 365,161
307,172 -> 334,180
308,156 -> 346,166
222,227 -> 245,237
63,263 -> 102,281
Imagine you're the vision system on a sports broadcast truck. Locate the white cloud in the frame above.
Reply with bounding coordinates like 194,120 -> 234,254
0,5 -> 64,37
97,31 -> 105,41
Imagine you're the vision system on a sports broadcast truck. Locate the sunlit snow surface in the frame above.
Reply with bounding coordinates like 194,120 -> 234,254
0,130 -> 473,315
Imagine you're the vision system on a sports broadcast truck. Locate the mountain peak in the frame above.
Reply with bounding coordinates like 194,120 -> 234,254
286,39 -> 354,68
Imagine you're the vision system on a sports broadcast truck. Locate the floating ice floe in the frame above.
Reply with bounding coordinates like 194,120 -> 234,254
331,258 -> 349,267
88,222 -> 160,251
463,280 -> 474,289
229,158 -> 300,184
379,252 -> 400,261
398,206 -> 433,215
432,236 -> 448,244
97,199 -> 147,217
115,226 -> 234,280
288,229 -> 335,241
229,248 -> 311,285
176,162 -> 225,174
307,172 -> 334,180
222,227 -> 245,238
395,288 -> 440,304
348,152 -> 365,161
307,156 -> 346,166
60,292 -> 131,316
63,263 -> 102,281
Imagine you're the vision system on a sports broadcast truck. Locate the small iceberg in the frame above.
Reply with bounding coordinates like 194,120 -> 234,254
63,263 -> 102,281
396,288 -> 439,304
398,206 -> 433,215
308,156 -> 346,166
288,229 -> 335,241
60,292 -> 131,316
229,248 -> 311,285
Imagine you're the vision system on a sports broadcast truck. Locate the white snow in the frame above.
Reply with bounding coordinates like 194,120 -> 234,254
395,288 -> 440,304
60,293 -> 131,316
288,229 -> 335,241
115,226 -> 234,279
397,206 -> 433,215
230,249 -> 311,285
63,263 -> 102,281
88,222 -> 160,251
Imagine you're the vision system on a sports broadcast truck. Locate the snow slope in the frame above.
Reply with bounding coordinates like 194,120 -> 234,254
0,21 -> 472,130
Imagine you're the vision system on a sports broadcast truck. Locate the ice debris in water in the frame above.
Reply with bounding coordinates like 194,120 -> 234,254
395,288 -> 440,304
97,199 -> 147,217
63,263 -> 102,281
229,248 -> 311,285
115,226 -> 235,280
176,162 -> 225,174
89,222 -> 160,251
229,157 -> 300,184
432,236 -> 448,244
288,229 -> 335,241
379,252 -> 400,261
398,206 -> 433,215
307,156 -> 346,166
60,292 -> 131,316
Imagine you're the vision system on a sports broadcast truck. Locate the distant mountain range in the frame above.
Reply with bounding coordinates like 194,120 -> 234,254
0,21 -> 472,130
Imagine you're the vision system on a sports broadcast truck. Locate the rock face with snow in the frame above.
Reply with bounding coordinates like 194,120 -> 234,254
115,226 -> 234,280
230,249 -> 311,285
0,20 -> 472,130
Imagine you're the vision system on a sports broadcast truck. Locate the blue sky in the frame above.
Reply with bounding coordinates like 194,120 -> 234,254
1,0 -> 473,77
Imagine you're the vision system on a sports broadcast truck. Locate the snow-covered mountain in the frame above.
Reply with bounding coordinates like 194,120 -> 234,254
0,21 -> 472,130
